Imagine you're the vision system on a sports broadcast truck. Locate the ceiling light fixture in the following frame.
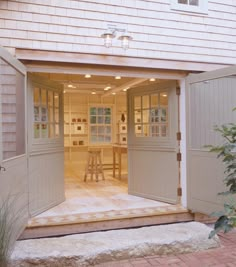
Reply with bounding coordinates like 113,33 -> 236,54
123,87 -> 129,92
149,78 -> 156,82
68,84 -> 76,88
104,86 -> 111,91
101,24 -> 132,50
112,92 -> 116,95
85,74 -> 91,78
91,91 -> 96,95
115,76 -> 121,80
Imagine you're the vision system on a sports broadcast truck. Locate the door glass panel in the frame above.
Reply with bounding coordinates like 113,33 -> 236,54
55,124 -> 59,137
41,89 -> 47,106
41,123 -> 48,138
142,95 -> 149,109
134,96 -> 141,109
143,124 -> 150,137
0,59 -> 25,160
33,87 -> 60,140
34,87 -> 40,105
54,93 -> 59,108
189,0 -> 199,6
135,124 -> 142,136
135,110 -> 141,124
142,110 -> 150,123
160,92 -> 168,105
48,91 -> 53,108
34,123 -> 40,138
134,91 -> 169,138
55,108 -> 59,123
151,94 -> 158,108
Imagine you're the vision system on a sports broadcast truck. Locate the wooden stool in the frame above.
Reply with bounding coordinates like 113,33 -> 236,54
84,150 -> 105,182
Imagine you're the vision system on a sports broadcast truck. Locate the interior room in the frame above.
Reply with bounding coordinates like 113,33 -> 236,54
30,72 -> 178,225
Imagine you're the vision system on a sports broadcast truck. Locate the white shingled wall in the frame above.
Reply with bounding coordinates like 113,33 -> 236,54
0,0 -> 235,64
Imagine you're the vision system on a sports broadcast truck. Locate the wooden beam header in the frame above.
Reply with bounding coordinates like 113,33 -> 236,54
16,48 -> 230,73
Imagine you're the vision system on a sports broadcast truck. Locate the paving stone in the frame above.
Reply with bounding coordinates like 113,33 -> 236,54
10,222 -> 220,267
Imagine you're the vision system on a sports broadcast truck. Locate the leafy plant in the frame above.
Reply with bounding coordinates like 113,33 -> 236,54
207,121 -> 236,238
0,194 -> 26,267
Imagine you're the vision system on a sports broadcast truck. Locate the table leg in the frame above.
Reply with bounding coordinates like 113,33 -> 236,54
118,148 -> 121,179
113,148 -> 116,177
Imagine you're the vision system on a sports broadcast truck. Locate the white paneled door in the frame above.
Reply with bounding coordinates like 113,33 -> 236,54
127,81 -> 179,204
0,46 -> 28,239
27,74 -> 65,216
186,65 -> 236,215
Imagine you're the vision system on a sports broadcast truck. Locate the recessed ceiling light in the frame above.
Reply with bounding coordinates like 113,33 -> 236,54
162,94 -> 167,97
68,84 -> 73,88
85,74 -> 91,78
115,76 -> 121,79
149,78 -> 156,82
104,86 -> 111,91
91,91 -> 96,95
123,87 -> 129,92
112,92 -> 116,95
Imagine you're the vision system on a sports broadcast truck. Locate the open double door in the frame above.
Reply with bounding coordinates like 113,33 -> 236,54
1,45 -> 236,237
0,47 -> 64,241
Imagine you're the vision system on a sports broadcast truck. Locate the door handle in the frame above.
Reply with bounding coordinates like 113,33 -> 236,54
0,166 -> 6,172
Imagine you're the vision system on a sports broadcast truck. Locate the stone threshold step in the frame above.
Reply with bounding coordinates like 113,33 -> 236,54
11,222 -> 220,267
20,209 -> 193,239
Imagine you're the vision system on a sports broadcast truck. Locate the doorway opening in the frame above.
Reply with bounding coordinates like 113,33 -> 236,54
25,71 -> 190,237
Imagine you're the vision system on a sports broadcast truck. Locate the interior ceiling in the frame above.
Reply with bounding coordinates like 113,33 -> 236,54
36,72 -> 167,95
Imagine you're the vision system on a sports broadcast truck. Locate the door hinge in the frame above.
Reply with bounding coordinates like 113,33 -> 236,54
177,187 -> 182,197
0,165 -> 6,172
177,152 -> 182,162
177,132 -> 181,141
176,86 -> 181,95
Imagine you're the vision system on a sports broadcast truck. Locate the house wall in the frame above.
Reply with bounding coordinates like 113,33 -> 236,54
0,0 -> 235,65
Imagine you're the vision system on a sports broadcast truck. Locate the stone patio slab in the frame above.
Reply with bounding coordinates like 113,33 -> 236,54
10,222 -> 220,267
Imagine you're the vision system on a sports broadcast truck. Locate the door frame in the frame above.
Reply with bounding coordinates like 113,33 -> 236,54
17,59 -> 190,208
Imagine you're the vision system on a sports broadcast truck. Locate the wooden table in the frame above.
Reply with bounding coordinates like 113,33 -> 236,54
113,145 -> 127,179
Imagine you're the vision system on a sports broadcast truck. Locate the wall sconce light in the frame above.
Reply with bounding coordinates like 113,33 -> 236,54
101,24 -> 132,50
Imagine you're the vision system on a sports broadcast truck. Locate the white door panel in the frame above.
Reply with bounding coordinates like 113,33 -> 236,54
0,46 -> 28,239
128,81 -> 179,203
186,66 -> 236,214
28,74 -> 65,216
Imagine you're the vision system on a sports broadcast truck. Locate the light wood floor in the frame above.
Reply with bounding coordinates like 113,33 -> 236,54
26,166 -> 190,231
35,169 -> 170,219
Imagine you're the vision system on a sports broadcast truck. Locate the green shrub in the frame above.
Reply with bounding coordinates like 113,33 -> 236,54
207,120 -> 236,238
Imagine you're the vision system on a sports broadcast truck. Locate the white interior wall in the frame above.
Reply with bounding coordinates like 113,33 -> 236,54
64,92 -> 128,177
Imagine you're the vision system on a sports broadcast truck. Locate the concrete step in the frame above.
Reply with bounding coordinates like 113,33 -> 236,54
11,222 -> 220,267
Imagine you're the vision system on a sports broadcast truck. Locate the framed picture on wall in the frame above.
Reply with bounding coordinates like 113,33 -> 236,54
74,123 -> 85,134
119,123 -> 127,133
